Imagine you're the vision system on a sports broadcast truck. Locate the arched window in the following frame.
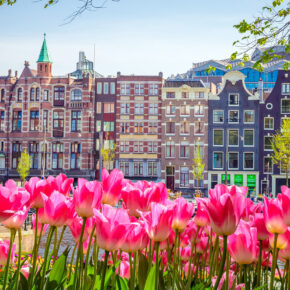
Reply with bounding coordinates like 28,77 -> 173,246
30,88 -> 35,101
36,87 -> 40,101
70,89 -> 82,101
17,88 -> 23,102
0,89 -> 4,102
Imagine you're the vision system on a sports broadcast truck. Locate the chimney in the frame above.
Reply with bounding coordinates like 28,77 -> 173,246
117,72 -> 121,78
8,69 -> 12,77
15,71 -> 18,78
258,77 -> 264,103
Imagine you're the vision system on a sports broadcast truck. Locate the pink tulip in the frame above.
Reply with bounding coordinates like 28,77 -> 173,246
196,236 -> 208,254
280,187 -> 290,226
250,213 -> 269,241
121,223 -> 148,253
194,199 -> 210,227
160,228 -> 175,250
2,206 -> 30,229
20,264 -> 30,279
69,214 -> 89,243
94,205 -> 131,251
184,220 -> 203,244
181,246 -> 191,261
264,196 -> 287,234
228,220 -> 257,265
279,229 -> 290,260
118,260 -> 130,279
73,179 -> 102,218
140,202 -> 173,242
25,177 -> 50,208
43,191 -> 74,227
101,169 -> 123,206
47,174 -> 73,196
184,262 -> 196,278
241,199 -> 262,221
0,240 -> 15,266
212,270 -> 236,290
32,213 -> 49,236
269,229 -> 289,250
171,197 -> 194,232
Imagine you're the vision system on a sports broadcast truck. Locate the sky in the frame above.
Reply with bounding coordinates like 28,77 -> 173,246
0,0 -> 267,77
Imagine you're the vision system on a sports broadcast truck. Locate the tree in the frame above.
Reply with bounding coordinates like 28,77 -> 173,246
17,148 -> 31,185
192,143 -> 205,193
100,134 -> 116,172
271,118 -> 290,187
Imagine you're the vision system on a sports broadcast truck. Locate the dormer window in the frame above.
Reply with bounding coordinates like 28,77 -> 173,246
70,89 -> 82,102
229,93 -> 239,106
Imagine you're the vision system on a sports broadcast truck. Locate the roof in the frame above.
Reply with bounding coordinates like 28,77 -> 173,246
164,79 -> 205,88
37,33 -> 51,63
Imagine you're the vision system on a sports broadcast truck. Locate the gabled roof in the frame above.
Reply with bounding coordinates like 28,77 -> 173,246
37,33 -> 51,63
19,63 -> 37,78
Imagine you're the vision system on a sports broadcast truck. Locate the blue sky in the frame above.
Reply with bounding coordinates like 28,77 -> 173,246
0,0 -> 265,77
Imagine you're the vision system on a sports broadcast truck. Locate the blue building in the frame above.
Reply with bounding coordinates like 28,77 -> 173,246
208,71 -> 260,195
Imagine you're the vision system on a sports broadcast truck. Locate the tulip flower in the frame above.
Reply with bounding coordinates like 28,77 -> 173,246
118,261 -> 130,279
279,229 -> 290,260
69,214 -> 89,243
47,174 -> 73,196
181,246 -> 191,261
228,220 -> 257,265
269,230 -> 289,250
94,205 -> 131,251
32,213 -> 49,237
203,184 -> 246,236
196,236 -> 208,254
264,196 -> 287,234
280,186 -> 290,226
194,199 -> 210,227
73,179 -> 102,218
140,202 -> 173,242
0,240 -> 15,266
212,270 -> 236,290
241,199 -> 262,221
250,213 -> 269,241
20,264 -> 30,280
25,177 -> 50,208
2,206 -> 30,229
171,197 -> 194,232
101,169 -> 124,206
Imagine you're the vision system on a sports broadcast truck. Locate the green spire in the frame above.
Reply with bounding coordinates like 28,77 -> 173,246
37,33 -> 51,63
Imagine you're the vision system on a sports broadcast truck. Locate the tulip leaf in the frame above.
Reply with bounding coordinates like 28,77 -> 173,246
144,264 -> 156,290
253,286 -> 266,290
138,253 -> 148,290
117,277 -> 129,290
18,272 -> 29,290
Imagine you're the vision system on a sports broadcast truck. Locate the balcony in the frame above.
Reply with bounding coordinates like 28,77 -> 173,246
67,102 -> 89,109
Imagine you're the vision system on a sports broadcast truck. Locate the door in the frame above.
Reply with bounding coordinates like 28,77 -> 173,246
166,166 -> 175,191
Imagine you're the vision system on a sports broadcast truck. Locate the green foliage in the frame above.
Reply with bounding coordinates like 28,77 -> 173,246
138,253 -> 148,290
144,264 -> 156,290
101,133 -> 117,171
192,143 -> 205,189
17,148 -> 31,183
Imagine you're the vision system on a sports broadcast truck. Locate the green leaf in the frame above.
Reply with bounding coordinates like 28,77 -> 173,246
18,272 -> 29,290
192,283 -> 205,290
138,253 -> 148,290
117,277 -> 129,290
253,285 -> 266,290
144,264 -> 156,290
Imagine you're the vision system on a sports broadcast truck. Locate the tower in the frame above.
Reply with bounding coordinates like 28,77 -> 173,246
37,33 -> 52,77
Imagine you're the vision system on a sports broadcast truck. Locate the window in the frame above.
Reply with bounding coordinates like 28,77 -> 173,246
134,103 -> 144,114
0,89 -> 4,102
281,99 -> 290,114
53,86 -> 65,105
181,92 -> 188,99
104,122 -> 114,132
0,152 -> 5,169
17,88 -> 23,102
30,88 -> 35,101
228,110 -> 239,123
166,122 -> 175,134
104,83 -> 109,94
0,112 -> 4,132
135,84 -> 144,95
194,105 -> 204,116
244,130 -> 254,146
213,110 -> 224,123
148,122 -> 158,134
43,90 -> 49,101
12,142 -> 21,169
282,83 -> 290,94
149,84 -> 158,95
264,117 -> 274,129
71,111 -> 81,132
119,162 -> 129,176
166,92 -> 175,99
195,92 -> 204,99
180,142 -> 189,158
166,141 -> 175,158
244,110 -> 254,123
229,93 -> 239,105
133,142 -> 143,153
120,141 -> 130,153
29,142 -> 39,169
97,83 -> 102,94
96,120 -> 101,132
244,153 -> 254,169
213,152 -> 223,169
104,103 -> 114,113
121,103 -> 130,114
52,143 -> 64,169
30,110 -> 39,131
180,122 -> 190,134
180,167 -> 189,187
194,122 -> 204,135
43,110 -> 48,131
40,143 -> 48,171
110,83 -> 115,94
36,88 -> 40,101
134,122 -> 143,133
213,129 -> 223,146
53,111 -> 64,137
149,103 -> 158,115
229,152 -> 238,169
12,111 -> 22,131
120,122 -> 130,133
71,89 -> 82,101
153,142 -> 158,153
180,105 -> 190,116
166,105 -> 175,115
264,156 -> 273,173
228,130 -> 239,146
121,84 -> 130,95
148,162 -> 157,176
134,162 -> 143,176
71,143 -> 81,169
264,136 -> 273,150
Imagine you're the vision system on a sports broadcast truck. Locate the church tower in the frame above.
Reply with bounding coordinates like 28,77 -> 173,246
37,33 -> 52,77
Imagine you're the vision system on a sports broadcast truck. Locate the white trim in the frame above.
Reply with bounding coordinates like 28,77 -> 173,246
243,152 -> 254,170
213,128 -> 224,147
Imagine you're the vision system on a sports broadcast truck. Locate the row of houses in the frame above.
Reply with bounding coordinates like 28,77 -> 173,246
0,35 -> 289,196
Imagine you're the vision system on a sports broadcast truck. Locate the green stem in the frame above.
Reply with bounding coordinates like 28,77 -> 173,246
55,225 -> 67,258
173,231 -> 178,290
225,250 -> 230,290
155,242 -> 160,290
100,251 -> 109,290
112,251 -> 122,290
3,229 -> 16,290
288,259 -> 290,290
270,233 -> 278,290
15,228 -> 22,290
148,239 -> 153,271
208,236 -> 219,282
92,242 -> 99,287
213,235 -> 228,290
68,243 -> 77,283
129,253 -> 133,290
256,240 -> 262,286
265,251 -> 270,288
245,264 -> 249,290
52,227 -> 58,264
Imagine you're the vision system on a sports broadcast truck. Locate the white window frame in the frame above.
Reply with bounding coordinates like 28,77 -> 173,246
228,110 -> 239,124
213,129 -> 224,147
264,136 -> 273,151
213,151 -> 224,170
244,110 -> 255,124
228,152 -> 239,170
228,129 -> 239,147
213,110 -> 224,124
243,129 -> 254,147
228,93 -> 239,106
264,156 -> 273,174
281,99 -> 290,114
264,117 -> 274,130
243,152 -> 254,170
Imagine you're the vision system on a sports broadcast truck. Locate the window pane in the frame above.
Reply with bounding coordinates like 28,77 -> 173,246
213,130 -> 223,146
244,130 -> 254,146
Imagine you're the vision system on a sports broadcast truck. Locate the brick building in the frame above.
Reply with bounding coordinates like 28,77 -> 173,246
0,35 -> 96,182
161,79 -> 210,195
115,73 -> 163,181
